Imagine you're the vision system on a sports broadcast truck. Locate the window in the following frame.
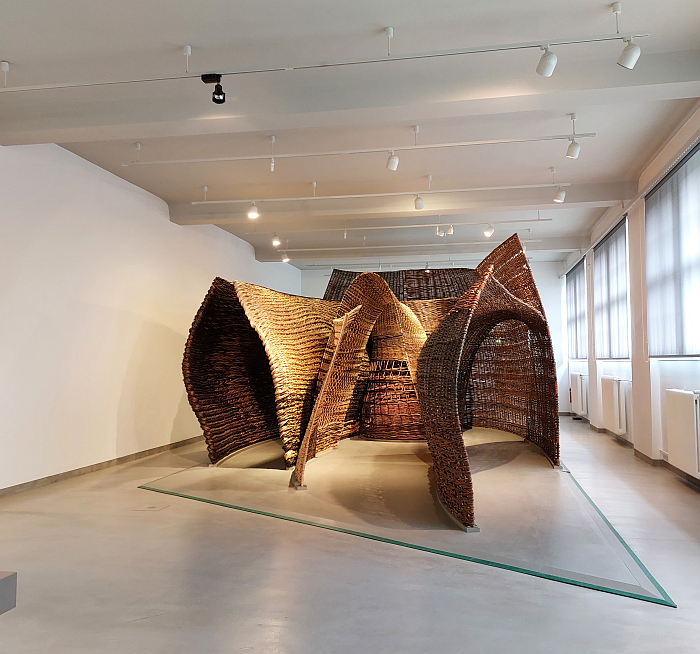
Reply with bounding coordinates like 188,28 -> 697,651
566,259 -> 587,359
645,144 -> 700,356
594,219 -> 629,359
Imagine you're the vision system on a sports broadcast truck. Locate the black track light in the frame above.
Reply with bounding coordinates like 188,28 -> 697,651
201,73 -> 225,104
212,83 -> 225,104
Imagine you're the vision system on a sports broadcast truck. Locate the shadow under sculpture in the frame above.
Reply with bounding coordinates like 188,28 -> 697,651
183,234 -> 559,528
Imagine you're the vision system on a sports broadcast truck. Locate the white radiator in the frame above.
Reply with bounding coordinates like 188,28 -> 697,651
666,389 -> 700,479
570,372 -> 588,418
601,376 -> 630,437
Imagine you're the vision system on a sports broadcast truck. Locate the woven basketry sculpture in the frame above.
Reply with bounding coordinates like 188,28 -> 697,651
183,234 -> 559,528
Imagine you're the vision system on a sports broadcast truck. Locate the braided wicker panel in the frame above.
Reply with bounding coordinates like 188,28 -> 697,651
293,307 -> 363,486
324,269 -> 407,301
182,278 -> 280,464
233,282 -> 339,465
403,268 -> 479,300
360,298 -> 427,440
417,269 -> 559,527
476,234 -> 544,312
325,267 -> 478,301
405,298 -> 459,336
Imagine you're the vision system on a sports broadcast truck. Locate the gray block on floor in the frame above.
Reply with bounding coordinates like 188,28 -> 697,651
0,571 -> 17,616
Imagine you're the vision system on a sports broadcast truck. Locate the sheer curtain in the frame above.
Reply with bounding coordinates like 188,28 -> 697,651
594,219 -> 629,359
566,260 -> 587,359
646,144 -> 700,356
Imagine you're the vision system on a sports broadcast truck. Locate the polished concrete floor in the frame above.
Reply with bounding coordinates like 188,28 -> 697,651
1,418 -> 699,653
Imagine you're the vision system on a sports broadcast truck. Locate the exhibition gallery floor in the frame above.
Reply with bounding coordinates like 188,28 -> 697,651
2,420 -> 699,653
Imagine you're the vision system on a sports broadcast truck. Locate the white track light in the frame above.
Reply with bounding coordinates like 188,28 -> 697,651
436,225 -> 444,237
565,113 -> 581,159
446,225 -> 454,235
282,253 -> 290,263
536,47 -> 557,77
414,195 -> 424,210
386,151 -> 399,171
484,224 -> 495,238
247,202 -> 259,219
554,187 -> 566,203
424,262 -> 430,274
618,39 -> 641,69
566,140 -> 581,159
272,234 -> 281,247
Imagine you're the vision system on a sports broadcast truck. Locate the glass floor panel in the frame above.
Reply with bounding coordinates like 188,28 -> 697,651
141,429 -> 674,607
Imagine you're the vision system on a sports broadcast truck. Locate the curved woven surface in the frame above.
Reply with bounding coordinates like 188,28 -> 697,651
405,298 -> 459,336
417,268 -> 559,528
324,268 -> 478,302
182,278 -> 280,464
233,282 -> 339,465
361,295 -> 427,440
293,306 -> 363,487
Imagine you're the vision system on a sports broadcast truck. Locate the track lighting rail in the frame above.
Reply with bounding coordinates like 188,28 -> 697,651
124,133 -> 595,167
0,33 -> 647,95
243,216 -> 552,236
191,182 -> 570,206
283,239 -> 542,253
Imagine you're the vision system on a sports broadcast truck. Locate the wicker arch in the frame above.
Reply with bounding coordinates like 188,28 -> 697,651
417,269 -> 559,528
182,278 -> 280,464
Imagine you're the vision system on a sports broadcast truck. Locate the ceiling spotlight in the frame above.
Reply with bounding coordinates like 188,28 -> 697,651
446,225 -> 454,235
618,39 -> 641,70
484,224 -> 495,238
414,195 -> 424,210
565,112 -> 581,159
247,202 -> 259,219
566,140 -> 581,159
536,46 -> 557,77
554,187 -> 566,203
272,234 -> 281,247
212,83 -> 225,104
386,151 -> 399,171
424,262 -> 430,274
201,73 -> 226,104
282,253 -> 290,263
436,226 -> 445,237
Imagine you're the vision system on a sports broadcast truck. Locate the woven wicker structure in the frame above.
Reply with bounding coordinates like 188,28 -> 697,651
183,234 -> 559,528
417,266 -> 558,527
182,278 -> 280,464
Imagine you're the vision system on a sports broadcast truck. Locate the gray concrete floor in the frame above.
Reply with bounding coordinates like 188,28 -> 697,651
1,418 -> 699,653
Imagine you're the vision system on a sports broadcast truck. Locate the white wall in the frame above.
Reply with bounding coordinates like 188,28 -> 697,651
0,144 -> 301,490
301,261 -> 569,412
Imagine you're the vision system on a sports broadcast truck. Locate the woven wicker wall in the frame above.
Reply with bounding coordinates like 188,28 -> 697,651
234,282 -> 339,464
182,278 -> 280,464
324,268 -> 477,302
417,268 -> 559,527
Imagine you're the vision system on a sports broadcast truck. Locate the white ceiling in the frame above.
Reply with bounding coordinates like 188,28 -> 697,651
1,0 -> 698,268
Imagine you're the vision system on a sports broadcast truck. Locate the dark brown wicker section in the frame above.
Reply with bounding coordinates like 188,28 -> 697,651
324,267 -> 478,302
183,234 -> 559,529
417,266 -> 559,528
182,278 -> 280,464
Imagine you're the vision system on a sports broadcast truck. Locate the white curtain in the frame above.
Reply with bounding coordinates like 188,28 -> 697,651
566,260 -> 587,359
594,220 -> 629,359
646,145 -> 700,357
